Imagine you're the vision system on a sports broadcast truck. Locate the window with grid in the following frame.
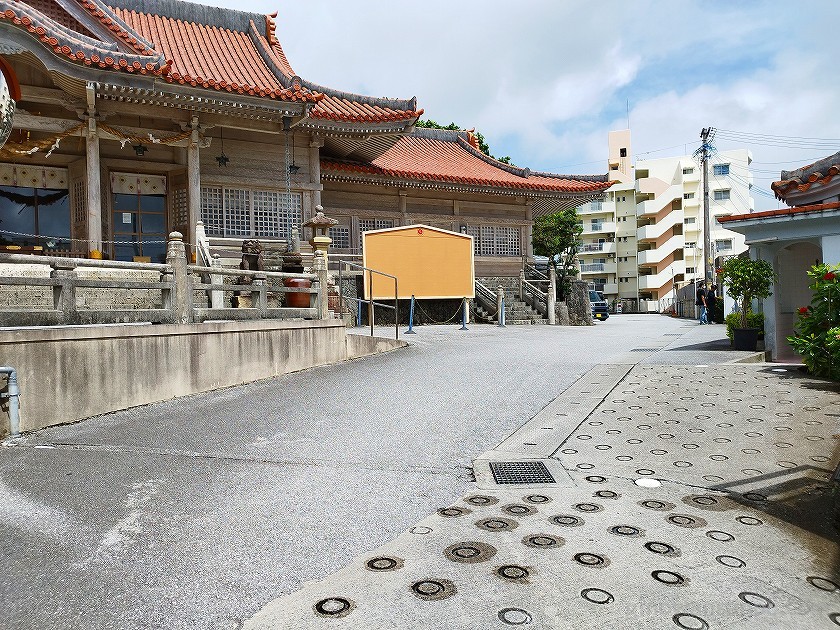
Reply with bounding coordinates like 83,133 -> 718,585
252,190 -> 280,238
200,187 -> 301,238
713,164 -> 730,176
329,225 -> 351,249
463,225 -> 481,255
359,219 -> 394,247
224,188 -> 250,237
714,189 -> 730,201
200,187 -> 224,236
495,227 -> 521,256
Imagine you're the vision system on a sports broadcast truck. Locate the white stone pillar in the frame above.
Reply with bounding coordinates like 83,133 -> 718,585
310,135 -> 324,209
187,117 -> 201,256
547,264 -> 557,325
85,117 -> 102,255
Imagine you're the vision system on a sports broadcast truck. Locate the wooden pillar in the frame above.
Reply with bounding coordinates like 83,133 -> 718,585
85,116 -> 102,255
399,190 -> 408,225
310,135 -> 324,209
525,202 -> 534,258
187,116 -> 201,251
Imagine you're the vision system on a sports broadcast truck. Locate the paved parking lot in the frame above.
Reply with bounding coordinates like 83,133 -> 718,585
0,316 -> 779,629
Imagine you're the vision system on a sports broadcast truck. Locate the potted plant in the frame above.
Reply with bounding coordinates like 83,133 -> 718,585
720,256 -> 775,351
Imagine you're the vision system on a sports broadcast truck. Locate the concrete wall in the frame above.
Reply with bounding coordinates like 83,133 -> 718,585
0,320 -> 405,434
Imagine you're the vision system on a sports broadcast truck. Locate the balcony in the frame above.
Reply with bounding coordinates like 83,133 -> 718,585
637,235 -> 683,266
637,261 -> 686,290
579,262 -> 617,275
579,242 -> 615,254
581,221 -> 616,235
637,210 -> 684,242
602,282 -> 619,295
636,184 -> 681,218
578,200 -> 615,216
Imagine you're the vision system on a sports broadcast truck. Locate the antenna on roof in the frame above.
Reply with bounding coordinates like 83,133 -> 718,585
626,99 -> 630,130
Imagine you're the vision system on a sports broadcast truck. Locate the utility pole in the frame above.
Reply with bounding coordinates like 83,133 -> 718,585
698,127 -> 715,286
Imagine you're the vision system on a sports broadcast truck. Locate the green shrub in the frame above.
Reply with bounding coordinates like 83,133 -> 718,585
788,263 -> 840,380
720,257 -> 776,329
725,311 -> 764,340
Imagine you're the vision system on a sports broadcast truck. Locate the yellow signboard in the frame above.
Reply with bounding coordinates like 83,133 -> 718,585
362,225 -> 475,299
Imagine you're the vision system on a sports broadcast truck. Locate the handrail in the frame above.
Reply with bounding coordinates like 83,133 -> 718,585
0,252 -> 170,272
523,263 -> 548,282
521,278 -> 548,317
474,280 -> 498,320
0,233 -> 326,326
337,258 -> 399,340
186,264 -> 316,281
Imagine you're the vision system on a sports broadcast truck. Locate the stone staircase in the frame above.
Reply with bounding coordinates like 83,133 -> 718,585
473,296 -> 548,325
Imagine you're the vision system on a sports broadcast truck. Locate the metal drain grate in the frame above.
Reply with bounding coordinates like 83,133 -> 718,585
631,348 -> 660,352
490,461 -> 555,485
663,333 -> 682,336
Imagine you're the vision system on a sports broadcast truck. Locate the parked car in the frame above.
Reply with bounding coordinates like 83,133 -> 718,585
589,290 -> 609,321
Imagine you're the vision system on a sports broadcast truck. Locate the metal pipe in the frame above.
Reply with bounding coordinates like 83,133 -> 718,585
368,269 -> 374,337
499,297 -> 506,327
460,297 -> 468,330
405,295 -> 416,334
394,277 -> 399,341
0,367 -> 20,437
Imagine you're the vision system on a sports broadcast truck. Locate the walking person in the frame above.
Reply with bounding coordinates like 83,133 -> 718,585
706,284 -> 718,324
696,283 -> 708,324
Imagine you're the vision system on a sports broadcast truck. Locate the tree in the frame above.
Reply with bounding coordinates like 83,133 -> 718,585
719,256 -> 776,329
416,119 -> 512,164
532,209 -> 582,301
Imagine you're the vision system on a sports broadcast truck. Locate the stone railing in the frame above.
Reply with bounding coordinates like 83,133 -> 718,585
0,232 -> 327,327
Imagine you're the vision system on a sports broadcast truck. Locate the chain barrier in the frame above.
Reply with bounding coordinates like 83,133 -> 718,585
414,300 -> 465,325
0,228 -> 178,246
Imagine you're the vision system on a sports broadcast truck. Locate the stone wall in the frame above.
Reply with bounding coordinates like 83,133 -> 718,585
566,280 -> 593,326
0,320 -> 405,434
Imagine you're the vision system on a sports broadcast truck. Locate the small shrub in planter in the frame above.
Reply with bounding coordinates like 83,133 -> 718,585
725,311 -> 764,341
788,264 -> 840,380
720,256 -> 775,351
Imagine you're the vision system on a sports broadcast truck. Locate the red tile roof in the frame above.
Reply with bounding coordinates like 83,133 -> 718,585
771,151 -> 840,200
718,200 -> 840,223
1,0 -> 422,122
0,2 -> 167,75
322,129 -> 612,194
110,8 -> 321,101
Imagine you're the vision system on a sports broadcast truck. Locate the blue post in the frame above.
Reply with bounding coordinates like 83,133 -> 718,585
405,294 -> 417,334
356,297 -> 363,327
498,297 -> 506,327
459,297 -> 468,330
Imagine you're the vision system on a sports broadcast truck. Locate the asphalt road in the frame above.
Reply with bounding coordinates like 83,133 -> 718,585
0,315 -> 752,629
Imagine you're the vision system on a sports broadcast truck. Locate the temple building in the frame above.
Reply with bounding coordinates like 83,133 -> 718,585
0,0 -> 610,277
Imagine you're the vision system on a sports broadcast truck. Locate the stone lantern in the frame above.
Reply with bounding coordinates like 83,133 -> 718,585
303,206 -> 338,262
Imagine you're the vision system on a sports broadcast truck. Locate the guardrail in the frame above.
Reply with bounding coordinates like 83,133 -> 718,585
336,259 -> 399,339
0,232 -> 326,326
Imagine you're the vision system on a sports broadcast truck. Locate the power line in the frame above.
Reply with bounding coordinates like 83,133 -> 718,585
716,129 -> 840,143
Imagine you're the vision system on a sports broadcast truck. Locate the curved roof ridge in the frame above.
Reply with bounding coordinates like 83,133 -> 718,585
299,79 -> 417,113
454,134 -> 531,178
411,127 -> 463,142
532,171 -> 610,183
81,0 -> 157,53
105,0 -> 266,35
772,150 -> 840,200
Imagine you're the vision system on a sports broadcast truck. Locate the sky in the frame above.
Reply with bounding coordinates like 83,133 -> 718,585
196,0 -> 840,211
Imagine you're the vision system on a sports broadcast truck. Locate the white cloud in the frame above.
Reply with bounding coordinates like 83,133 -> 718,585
190,0 -> 840,207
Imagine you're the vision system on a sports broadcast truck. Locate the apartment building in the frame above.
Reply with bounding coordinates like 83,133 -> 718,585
589,130 -> 753,311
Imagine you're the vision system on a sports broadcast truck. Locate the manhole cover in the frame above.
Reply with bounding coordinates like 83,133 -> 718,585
476,517 -> 518,532
498,607 -> 533,625
522,534 -> 564,548
550,514 -> 584,527
444,541 -> 497,564
490,461 -> 555,485
496,565 -> 531,582
313,597 -> 355,618
410,579 -> 457,601
581,588 -> 614,604
438,506 -> 471,518
364,556 -> 404,572
502,504 -> 538,517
